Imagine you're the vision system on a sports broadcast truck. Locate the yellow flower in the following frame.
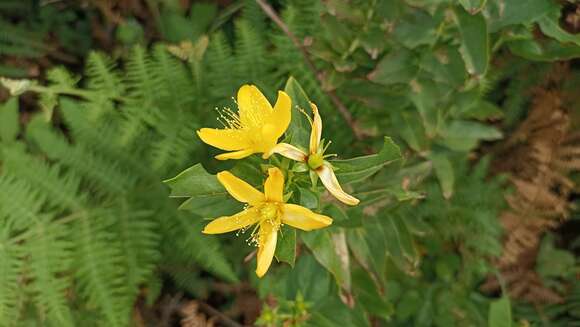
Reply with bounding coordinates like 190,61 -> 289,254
202,167 -> 333,277
197,85 -> 291,160
268,103 -> 360,206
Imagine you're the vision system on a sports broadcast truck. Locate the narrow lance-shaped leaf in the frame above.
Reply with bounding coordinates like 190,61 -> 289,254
454,7 -> 489,76
429,152 -> 455,199
331,136 -> 402,184
163,163 -> 241,217
283,77 -> 312,149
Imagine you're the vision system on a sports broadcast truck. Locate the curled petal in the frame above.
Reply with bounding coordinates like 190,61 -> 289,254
215,148 -> 254,160
256,221 -> 278,278
264,167 -> 284,202
317,164 -> 360,206
197,128 -> 249,151
217,171 -> 265,205
267,143 -> 307,161
237,85 -> 272,127
202,208 -> 260,234
264,91 -> 291,140
282,204 -> 332,231
309,103 -> 322,153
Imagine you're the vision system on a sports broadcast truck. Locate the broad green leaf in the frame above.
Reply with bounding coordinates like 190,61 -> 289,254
275,227 -> 296,267
488,297 -> 512,327
332,137 -> 402,184
368,48 -> 418,85
284,77 -> 312,149
487,0 -> 554,31
392,10 -> 439,49
301,229 -> 351,293
440,120 -> 502,151
382,215 -> 420,273
429,153 -> 454,199
0,98 -> 19,143
164,163 -> 223,198
164,163 -> 241,216
454,7 -> 489,76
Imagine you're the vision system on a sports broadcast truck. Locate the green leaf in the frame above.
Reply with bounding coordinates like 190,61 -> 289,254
298,187 -> 319,209
382,215 -> 420,273
164,164 -> 223,198
326,204 -> 362,228
487,0 -> 554,31
352,269 -> 393,320
301,229 -> 351,292
488,297 -> 512,327
0,98 -> 19,143
164,164 -> 241,216
368,48 -> 418,85
539,10 -> 580,47
454,7 -> 489,76
429,153 -> 454,199
332,137 -> 402,184
458,0 -> 487,14
283,77 -> 313,149
439,120 -> 502,150
275,227 -> 296,267
508,38 -> 580,61
442,120 -> 503,140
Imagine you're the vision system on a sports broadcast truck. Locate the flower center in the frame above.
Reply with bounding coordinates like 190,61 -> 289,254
307,153 -> 324,170
259,203 -> 279,222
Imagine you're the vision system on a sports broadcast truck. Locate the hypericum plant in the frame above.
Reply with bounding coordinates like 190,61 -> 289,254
166,81 -> 403,279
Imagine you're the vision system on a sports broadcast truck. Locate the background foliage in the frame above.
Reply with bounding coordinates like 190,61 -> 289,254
0,0 -> 579,326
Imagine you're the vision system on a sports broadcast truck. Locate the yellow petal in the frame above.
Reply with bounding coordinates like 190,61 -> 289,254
282,204 -> 332,231
309,102 -> 322,153
317,164 -> 360,206
264,91 -> 291,139
264,167 -> 284,202
202,208 -> 260,234
217,171 -> 265,205
215,148 -> 254,160
266,143 -> 307,161
256,220 -> 278,278
237,85 -> 272,127
197,128 -> 249,151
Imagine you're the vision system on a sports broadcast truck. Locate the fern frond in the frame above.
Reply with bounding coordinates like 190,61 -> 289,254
0,175 -> 43,232
234,19 -> 272,87
26,117 -> 136,196
73,210 -> 130,327
85,52 -> 125,100
112,208 -> 160,300
206,31 -> 237,102
151,44 -> 194,108
0,229 -> 23,325
2,147 -> 86,211
164,214 -> 238,283
25,219 -> 74,327
125,46 -> 163,105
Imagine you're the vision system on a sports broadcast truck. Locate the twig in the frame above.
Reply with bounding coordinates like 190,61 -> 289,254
198,301 -> 244,327
255,0 -> 366,140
